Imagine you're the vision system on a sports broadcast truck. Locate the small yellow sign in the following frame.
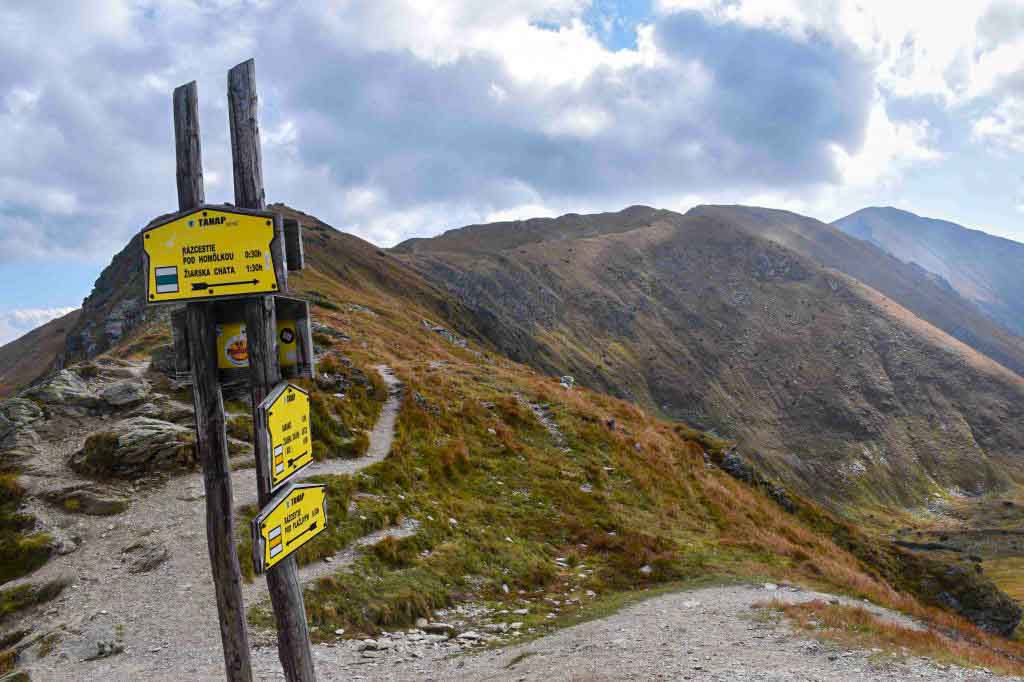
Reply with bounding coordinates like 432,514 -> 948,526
215,321 -> 300,370
260,383 -> 312,491
143,206 -> 280,303
252,483 -> 327,573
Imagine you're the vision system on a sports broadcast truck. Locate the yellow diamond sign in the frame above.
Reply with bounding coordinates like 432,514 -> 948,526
258,382 -> 313,492
143,205 -> 283,303
252,483 -> 327,574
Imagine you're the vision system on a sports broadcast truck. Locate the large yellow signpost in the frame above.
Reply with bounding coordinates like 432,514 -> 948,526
154,62 -> 320,680
252,483 -> 327,573
258,383 -> 313,492
143,206 -> 282,303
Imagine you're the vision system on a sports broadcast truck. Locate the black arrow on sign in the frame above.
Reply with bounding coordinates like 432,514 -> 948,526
191,279 -> 259,291
287,452 -> 312,468
287,521 -> 318,546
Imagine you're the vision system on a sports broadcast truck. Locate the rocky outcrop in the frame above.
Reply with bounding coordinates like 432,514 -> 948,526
70,417 -> 194,478
99,380 -> 149,408
149,344 -> 176,375
24,370 -> 99,409
0,398 -> 43,443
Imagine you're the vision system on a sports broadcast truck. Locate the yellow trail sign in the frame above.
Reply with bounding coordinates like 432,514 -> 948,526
252,483 -> 327,574
258,382 -> 313,492
143,205 -> 283,304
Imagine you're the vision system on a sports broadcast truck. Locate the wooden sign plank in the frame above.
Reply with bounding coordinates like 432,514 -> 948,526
143,205 -> 286,305
283,218 -> 304,272
251,483 -> 327,574
257,382 -> 313,493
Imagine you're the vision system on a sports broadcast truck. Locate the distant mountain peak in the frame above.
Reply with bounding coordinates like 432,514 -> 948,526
834,207 -> 1024,336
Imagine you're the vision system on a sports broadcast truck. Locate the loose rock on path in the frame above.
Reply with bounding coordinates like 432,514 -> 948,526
269,584 -> 1020,682
18,365 -> 406,680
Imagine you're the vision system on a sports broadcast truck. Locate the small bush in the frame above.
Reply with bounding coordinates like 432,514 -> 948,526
313,299 -> 340,312
226,415 -> 254,442
0,475 -> 52,584
74,363 -> 99,379
312,332 -> 335,348
76,432 -> 119,473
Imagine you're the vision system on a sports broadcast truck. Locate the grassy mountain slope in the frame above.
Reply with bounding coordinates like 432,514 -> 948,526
4,207 -> 1024,676
395,207 -> 1024,512
261,219 -> 1024,653
0,310 -> 79,398
691,205 -> 1024,378
835,207 -> 1024,337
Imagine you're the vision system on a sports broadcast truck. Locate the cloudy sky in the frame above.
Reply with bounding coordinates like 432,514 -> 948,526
3,0 -> 1024,344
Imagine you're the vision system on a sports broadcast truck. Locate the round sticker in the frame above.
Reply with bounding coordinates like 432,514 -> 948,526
279,327 -> 295,344
224,332 -> 249,367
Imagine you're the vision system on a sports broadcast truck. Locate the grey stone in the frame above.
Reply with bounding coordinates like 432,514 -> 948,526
25,370 -> 99,407
149,343 -> 175,375
42,484 -> 130,516
421,622 -> 455,635
122,540 -> 169,574
0,398 -> 43,447
100,380 -> 149,407
70,417 -> 193,478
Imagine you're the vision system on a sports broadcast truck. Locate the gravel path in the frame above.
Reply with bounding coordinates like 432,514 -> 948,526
19,365 -> 406,680
257,584 -> 1019,682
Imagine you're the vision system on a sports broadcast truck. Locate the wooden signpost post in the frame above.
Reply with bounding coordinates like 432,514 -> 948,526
147,60 -> 321,682
172,80 -> 253,682
230,58 -> 318,682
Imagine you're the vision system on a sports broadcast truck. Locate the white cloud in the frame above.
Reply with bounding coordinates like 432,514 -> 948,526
657,0 -> 1023,103
543,107 -> 613,138
0,0 -> 984,265
972,96 -> 1024,153
0,307 -> 77,346
832,98 -> 942,187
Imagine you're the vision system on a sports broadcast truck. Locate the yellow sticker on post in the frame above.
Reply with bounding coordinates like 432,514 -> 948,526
258,382 -> 313,492
214,321 -> 302,371
252,483 -> 327,573
143,206 -> 282,303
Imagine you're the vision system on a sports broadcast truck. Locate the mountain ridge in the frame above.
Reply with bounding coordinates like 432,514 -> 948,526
394,204 -> 1024,512
835,206 -> 1024,337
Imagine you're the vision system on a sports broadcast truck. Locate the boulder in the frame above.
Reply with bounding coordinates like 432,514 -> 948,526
100,380 -> 149,407
25,370 -> 99,408
70,417 -> 194,478
130,398 -> 193,425
121,540 -> 169,574
0,398 -> 43,441
42,484 -> 130,516
149,343 -> 176,375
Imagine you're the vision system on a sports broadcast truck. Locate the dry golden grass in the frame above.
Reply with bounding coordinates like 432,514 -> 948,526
769,599 -> 1024,676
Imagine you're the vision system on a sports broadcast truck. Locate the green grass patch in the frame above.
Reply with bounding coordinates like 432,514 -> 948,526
0,476 -> 52,585
0,579 -> 68,625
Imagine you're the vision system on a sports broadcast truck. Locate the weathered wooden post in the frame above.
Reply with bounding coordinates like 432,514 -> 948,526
228,58 -> 317,682
173,80 -> 254,682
